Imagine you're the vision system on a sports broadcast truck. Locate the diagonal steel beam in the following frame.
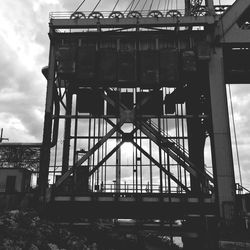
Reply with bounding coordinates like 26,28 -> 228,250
103,117 -> 190,192
138,120 -> 214,183
101,87 -> 159,114
104,118 -> 124,135
88,141 -> 124,177
131,141 -> 190,193
105,108 -> 210,185
55,121 -> 124,188
100,88 -> 212,185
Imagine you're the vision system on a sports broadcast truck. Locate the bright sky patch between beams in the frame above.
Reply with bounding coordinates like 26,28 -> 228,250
0,0 -> 249,190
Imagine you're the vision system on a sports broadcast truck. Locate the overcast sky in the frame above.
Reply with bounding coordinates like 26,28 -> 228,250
0,0 -> 249,189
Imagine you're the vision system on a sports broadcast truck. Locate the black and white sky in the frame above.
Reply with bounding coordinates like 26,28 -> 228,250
0,0 -> 249,189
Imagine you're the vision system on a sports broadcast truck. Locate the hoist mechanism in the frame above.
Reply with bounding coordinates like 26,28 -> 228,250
39,0 -> 250,249
68,0 -> 216,21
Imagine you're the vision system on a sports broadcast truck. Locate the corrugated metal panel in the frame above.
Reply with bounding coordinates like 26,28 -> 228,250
56,47 -> 76,78
139,39 -> 157,50
136,91 -> 163,115
182,50 -> 197,72
120,39 -> 136,51
77,89 -> 104,115
97,49 -> 117,84
159,39 -> 176,50
197,41 -> 210,60
75,46 -> 96,82
118,52 -> 137,83
160,49 -> 180,87
139,51 -> 159,88
100,39 -> 117,49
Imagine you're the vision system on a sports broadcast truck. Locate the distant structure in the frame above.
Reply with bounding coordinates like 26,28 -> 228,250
0,129 -> 40,179
39,0 -> 250,249
0,143 -> 41,171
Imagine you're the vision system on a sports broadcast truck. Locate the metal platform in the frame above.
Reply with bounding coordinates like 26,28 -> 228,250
39,1 -> 250,249
45,193 -> 216,220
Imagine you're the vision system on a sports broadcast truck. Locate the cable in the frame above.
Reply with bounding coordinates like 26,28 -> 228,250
149,0 -> 154,11
92,0 -> 102,12
166,0 -> 170,11
124,0 -> 134,13
228,84 -> 243,187
73,0 -> 87,13
129,0 -> 136,12
157,0 -> 161,10
112,0 -> 120,11
133,0 -> 142,11
141,0 -> 148,12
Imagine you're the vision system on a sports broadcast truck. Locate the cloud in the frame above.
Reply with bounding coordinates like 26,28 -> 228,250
226,85 -> 250,189
0,0 -> 68,142
0,0 -> 249,190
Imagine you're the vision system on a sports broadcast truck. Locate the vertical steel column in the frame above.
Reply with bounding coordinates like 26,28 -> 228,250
209,47 -> 236,219
39,31 -> 56,198
116,115 -> 121,192
185,0 -> 191,15
186,83 -> 206,194
62,91 -> 72,174
205,0 -> 215,15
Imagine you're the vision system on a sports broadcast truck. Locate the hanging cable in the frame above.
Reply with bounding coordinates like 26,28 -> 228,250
133,0 -> 142,11
124,0 -> 134,13
228,84 -> 243,187
112,0 -> 120,11
141,0 -> 148,12
149,0 -> 154,11
92,0 -> 102,12
157,0 -> 161,10
129,0 -> 136,12
73,0 -> 87,14
164,0 -> 167,11
166,0 -> 170,11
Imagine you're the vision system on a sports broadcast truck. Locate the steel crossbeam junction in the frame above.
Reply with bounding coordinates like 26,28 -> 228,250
39,0 -> 250,249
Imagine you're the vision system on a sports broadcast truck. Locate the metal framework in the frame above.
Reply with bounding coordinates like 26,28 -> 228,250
39,0 -> 250,249
0,143 -> 41,171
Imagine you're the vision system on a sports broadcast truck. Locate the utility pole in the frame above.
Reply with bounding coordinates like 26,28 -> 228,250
0,128 -> 9,143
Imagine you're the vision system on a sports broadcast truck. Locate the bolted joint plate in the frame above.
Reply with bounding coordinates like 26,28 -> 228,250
122,133 -> 134,142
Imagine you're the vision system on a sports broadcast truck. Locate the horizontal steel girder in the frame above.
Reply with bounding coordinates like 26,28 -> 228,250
50,16 -> 216,30
45,194 -> 216,220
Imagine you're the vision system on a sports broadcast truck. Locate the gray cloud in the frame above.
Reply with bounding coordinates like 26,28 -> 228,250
0,0 -> 249,189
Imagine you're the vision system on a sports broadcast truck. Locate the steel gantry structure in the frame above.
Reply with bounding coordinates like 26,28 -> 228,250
38,0 -> 250,249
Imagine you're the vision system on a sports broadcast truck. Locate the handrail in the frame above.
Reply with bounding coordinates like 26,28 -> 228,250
236,183 -> 250,194
87,183 -> 186,194
49,6 -> 229,20
145,120 -> 214,182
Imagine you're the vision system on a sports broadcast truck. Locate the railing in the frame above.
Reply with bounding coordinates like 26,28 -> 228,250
146,120 -> 214,180
49,5 -> 230,20
49,9 -> 185,20
90,183 -> 186,194
236,183 -> 250,195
